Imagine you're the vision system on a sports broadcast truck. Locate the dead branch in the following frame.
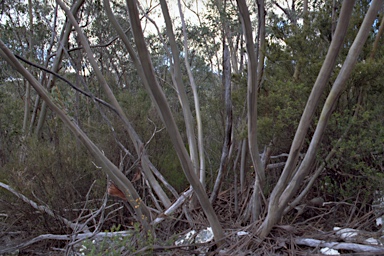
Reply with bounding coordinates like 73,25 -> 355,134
0,181 -> 88,232
294,237 -> 384,253
152,188 -> 193,225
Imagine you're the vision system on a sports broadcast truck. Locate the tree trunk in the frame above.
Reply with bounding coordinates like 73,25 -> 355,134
125,0 -> 224,243
237,0 -> 266,221
210,43 -> 232,204
178,0 -> 206,185
159,0 -> 200,181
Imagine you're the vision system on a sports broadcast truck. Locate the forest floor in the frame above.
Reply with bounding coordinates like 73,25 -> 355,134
1,190 -> 384,255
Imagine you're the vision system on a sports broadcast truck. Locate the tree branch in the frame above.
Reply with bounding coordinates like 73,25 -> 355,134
0,181 -> 88,233
14,54 -> 117,112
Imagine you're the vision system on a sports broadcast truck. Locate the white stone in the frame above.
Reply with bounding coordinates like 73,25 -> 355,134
236,231 -> 249,236
195,227 -> 214,243
175,230 -> 196,246
376,216 -> 383,226
320,247 -> 340,255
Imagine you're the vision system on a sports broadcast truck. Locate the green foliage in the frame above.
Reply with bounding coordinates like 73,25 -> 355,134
319,58 -> 384,203
117,87 -> 190,192
157,147 -> 187,193
0,87 -> 24,166
349,60 -> 384,89
258,80 -> 310,149
1,0 -> 55,60
330,108 -> 383,200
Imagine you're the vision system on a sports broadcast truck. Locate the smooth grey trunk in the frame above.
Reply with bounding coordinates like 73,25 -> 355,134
104,1 -> 188,205
125,0 -> 224,243
240,138 -> 247,192
22,0 -> 33,135
210,44 -> 232,204
331,0 -> 337,39
29,3 -> 58,134
22,77 -> 30,135
178,0 -> 206,185
237,0 -> 266,221
59,0 -> 172,209
233,140 -> 243,215
159,0 -> 200,180
262,2 -> 355,231
250,0 -> 267,221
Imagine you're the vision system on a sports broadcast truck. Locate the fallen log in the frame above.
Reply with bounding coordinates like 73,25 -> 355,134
295,237 -> 384,253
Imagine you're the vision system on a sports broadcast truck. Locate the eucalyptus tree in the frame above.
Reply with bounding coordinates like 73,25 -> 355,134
2,0 -> 165,234
199,0 -> 384,238
1,0 -> 225,243
258,0 -> 384,238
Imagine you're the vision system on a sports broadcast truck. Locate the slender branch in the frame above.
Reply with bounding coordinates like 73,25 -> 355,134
151,188 -> 193,225
57,0 -> 153,229
370,15 -> 384,60
0,181 -> 88,232
159,0 -> 200,180
14,54 -> 117,112
210,44 -> 231,204
178,0 -> 206,184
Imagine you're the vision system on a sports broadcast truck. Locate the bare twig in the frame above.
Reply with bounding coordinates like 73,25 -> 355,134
0,181 -> 88,232
14,54 -> 116,112
151,188 -> 193,225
